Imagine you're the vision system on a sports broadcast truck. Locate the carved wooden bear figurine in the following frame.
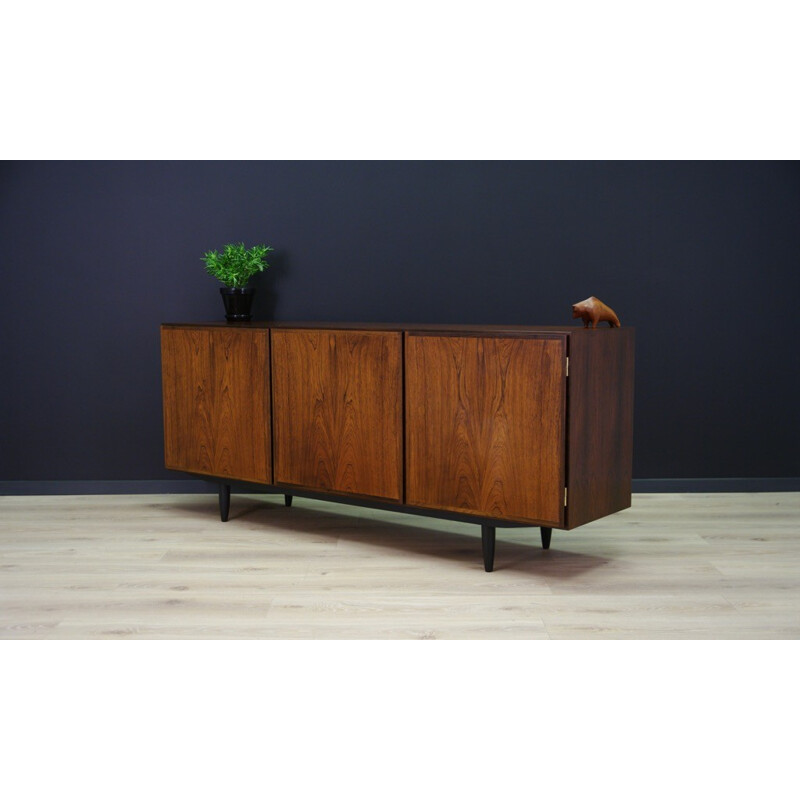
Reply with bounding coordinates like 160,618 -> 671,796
572,296 -> 621,328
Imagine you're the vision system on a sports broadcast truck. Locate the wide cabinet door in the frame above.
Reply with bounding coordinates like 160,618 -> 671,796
271,329 -> 403,502
161,327 -> 271,483
405,334 -> 566,525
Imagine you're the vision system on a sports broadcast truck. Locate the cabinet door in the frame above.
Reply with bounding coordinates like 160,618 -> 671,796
405,334 -> 566,525
271,329 -> 403,501
161,327 -> 271,483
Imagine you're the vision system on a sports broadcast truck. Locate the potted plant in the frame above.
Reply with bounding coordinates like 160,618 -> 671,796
202,242 -> 273,321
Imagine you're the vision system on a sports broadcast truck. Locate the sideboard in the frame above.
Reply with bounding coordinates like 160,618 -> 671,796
161,322 -> 634,571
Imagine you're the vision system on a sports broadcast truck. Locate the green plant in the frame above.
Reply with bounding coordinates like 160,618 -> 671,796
201,242 -> 273,288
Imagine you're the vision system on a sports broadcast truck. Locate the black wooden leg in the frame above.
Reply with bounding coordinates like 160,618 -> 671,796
284,494 -> 293,507
541,526 -> 552,550
219,483 -> 230,522
481,525 -> 496,572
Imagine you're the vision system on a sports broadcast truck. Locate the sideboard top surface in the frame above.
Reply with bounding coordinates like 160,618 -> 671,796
162,321 -> 634,336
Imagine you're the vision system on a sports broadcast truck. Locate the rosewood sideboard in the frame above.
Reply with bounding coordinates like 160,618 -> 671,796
161,322 -> 635,571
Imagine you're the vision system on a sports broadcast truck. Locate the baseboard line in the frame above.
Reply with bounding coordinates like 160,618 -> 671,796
1,477 -> 798,496
0,480 -> 231,496
632,478 -> 800,492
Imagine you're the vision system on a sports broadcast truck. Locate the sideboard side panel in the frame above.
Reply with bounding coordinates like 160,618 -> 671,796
271,329 -> 403,502
566,328 -> 635,529
405,334 -> 566,526
161,326 -> 271,484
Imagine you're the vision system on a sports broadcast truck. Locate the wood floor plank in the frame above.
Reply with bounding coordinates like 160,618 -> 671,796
1,492 -> 799,639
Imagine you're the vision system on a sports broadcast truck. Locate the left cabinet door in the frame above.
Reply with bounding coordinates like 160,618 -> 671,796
161,326 -> 272,484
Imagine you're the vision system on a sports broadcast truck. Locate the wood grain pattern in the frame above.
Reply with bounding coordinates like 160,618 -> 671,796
405,334 -> 566,525
271,329 -> 402,501
566,328 -> 635,529
161,327 -> 271,484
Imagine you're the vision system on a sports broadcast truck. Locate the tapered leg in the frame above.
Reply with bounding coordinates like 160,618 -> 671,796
284,494 -> 293,507
219,483 -> 230,522
481,525 -> 496,572
541,526 -> 552,550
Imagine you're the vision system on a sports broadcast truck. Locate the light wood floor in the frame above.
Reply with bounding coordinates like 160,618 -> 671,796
1,492 -> 798,639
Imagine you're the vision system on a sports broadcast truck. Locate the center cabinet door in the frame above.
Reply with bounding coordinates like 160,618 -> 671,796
405,334 -> 567,526
271,329 -> 403,502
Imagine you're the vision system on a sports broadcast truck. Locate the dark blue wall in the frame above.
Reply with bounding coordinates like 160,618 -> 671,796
2,161 -> 798,484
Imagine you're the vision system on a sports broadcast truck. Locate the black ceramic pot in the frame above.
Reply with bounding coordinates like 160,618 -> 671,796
220,287 -> 255,321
